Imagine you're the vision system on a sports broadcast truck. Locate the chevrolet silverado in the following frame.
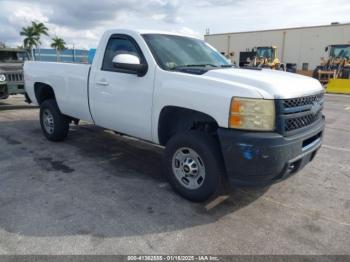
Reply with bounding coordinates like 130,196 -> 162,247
24,29 -> 325,201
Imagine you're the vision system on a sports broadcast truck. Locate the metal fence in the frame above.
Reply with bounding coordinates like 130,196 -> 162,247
33,48 -> 89,63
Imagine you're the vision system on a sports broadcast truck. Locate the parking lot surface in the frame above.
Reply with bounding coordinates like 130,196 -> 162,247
0,94 -> 349,255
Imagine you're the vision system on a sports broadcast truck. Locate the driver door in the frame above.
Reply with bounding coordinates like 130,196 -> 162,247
90,34 -> 154,141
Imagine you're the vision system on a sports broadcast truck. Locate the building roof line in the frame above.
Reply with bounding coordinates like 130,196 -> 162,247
204,23 -> 350,37
0,48 -> 26,52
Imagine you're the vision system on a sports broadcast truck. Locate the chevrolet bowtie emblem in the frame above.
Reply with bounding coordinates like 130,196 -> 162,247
311,101 -> 321,115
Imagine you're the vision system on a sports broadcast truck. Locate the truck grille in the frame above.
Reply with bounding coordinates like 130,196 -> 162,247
277,92 -> 324,135
5,72 -> 24,83
285,111 -> 322,132
283,93 -> 324,109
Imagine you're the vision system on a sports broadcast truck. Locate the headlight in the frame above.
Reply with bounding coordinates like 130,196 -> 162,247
0,74 -> 5,82
229,97 -> 275,131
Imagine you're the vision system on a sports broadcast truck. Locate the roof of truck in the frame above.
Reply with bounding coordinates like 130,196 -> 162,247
104,29 -> 200,39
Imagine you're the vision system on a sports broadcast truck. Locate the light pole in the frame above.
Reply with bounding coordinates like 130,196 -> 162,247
72,44 -> 75,62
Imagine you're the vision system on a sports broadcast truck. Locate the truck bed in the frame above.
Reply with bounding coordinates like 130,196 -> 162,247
24,61 -> 93,122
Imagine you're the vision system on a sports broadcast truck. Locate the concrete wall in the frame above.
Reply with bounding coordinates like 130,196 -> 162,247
205,23 -> 350,70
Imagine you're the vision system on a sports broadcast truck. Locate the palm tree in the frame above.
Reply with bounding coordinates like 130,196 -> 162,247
31,22 -> 49,37
51,36 -> 66,62
20,22 -> 49,60
20,26 -> 39,60
31,22 -> 49,60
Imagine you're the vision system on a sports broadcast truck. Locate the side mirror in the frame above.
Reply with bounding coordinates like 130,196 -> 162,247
325,46 -> 329,52
112,54 -> 148,76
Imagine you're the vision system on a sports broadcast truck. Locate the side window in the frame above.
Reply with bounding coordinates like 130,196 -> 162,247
102,36 -> 141,71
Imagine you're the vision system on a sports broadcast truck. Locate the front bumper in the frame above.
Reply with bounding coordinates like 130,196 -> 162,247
217,116 -> 325,186
0,83 -> 25,98
7,83 -> 25,95
0,83 -> 8,99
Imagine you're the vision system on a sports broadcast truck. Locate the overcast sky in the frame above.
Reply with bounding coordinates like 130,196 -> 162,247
0,0 -> 349,49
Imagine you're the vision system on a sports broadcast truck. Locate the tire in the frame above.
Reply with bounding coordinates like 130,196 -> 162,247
342,68 -> 350,79
40,99 -> 69,141
163,131 -> 224,202
312,66 -> 321,79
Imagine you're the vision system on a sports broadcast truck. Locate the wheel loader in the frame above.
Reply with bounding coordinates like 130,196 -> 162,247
247,46 -> 285,70
313,45 -> 350,93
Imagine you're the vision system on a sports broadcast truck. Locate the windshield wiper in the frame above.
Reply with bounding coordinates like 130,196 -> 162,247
220,64 -> 236,68
174,64 -> 219,68
170,64 -> 237,71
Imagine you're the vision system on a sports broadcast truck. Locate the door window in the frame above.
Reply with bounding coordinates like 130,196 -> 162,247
102,36 -> 144,71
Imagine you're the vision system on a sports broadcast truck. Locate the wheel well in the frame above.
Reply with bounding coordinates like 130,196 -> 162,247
158,106 -> 219,146
34,82 -> 56,105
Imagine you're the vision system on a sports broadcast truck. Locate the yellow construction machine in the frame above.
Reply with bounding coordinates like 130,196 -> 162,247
313,44 -> 350,94
247,46 -> 285,70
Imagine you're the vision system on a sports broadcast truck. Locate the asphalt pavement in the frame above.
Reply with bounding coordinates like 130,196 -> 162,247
0,94 -> 349,255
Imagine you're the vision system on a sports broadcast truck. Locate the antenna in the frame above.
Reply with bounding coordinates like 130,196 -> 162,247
205,28 -> 210,35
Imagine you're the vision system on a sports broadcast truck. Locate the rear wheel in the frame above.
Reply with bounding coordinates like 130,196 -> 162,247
40,99 -> 69,141
163,131 -> 224,202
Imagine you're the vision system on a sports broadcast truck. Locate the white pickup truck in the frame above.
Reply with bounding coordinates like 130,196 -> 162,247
24,29 -> 325,202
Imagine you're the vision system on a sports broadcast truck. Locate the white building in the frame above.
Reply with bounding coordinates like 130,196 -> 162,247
204,23 -> 350,71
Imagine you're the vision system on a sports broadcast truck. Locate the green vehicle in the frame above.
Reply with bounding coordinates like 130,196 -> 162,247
0,48 -> 30,99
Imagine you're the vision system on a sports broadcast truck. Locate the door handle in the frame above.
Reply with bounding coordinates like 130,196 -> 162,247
96,80 -> 109,86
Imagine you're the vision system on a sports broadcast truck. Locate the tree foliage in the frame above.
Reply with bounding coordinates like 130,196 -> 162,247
20,26 -> 39,50
19,21 -> 51,59
51,36 -> 67,51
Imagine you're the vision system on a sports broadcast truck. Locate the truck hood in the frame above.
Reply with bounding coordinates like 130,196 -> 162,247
0,63 -> 23,72
205,68 -> 323,99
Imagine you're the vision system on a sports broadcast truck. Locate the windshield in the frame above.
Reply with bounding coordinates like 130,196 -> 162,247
256,47 -> 274,58
0,51 -> 29,63
330,46 -> 350,58
142,34 -> 230,70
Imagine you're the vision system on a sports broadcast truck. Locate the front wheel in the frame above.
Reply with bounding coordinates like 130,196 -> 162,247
40,99 -> 70,141
312,66 -> 321,79
163,131 -> 224,202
